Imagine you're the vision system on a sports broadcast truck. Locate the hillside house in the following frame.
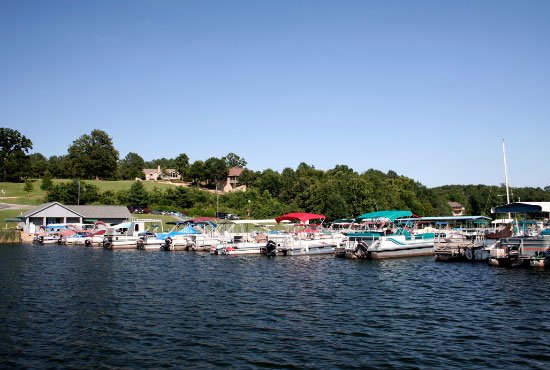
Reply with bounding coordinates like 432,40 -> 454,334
222,167 -> 246,192
143,165 -> 181,181
448,201 -> 465,216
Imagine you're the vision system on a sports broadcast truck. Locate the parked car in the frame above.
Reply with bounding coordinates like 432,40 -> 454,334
127,206 -> 145,214
215,212 -> 239,220
168,211 -> 188,219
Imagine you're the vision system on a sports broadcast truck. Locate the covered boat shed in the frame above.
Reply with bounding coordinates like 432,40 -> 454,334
21,202 -> 132,233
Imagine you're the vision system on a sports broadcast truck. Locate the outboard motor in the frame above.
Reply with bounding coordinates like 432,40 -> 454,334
162,237 -> 173,251
263,240 -> 277,257
102,237 -> 111,249
354,241 -> 371,259
137,238 -> 145,250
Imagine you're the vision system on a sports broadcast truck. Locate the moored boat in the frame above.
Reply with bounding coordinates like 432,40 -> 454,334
160,220 -> 228,251
102,218 -> 163,250
335,210 -> 435,260
260,213 -> 347,257
214,219 -> 279,255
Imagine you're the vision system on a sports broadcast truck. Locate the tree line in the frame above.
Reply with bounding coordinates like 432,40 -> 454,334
2,127 -> 550,219
2,128 -> 246,185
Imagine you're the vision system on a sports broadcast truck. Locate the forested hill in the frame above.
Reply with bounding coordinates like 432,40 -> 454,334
34,167 -> 550,221
2,127 -> 550,220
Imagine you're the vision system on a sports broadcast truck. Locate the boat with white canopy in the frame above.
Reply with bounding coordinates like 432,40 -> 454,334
102,218 -> 164,250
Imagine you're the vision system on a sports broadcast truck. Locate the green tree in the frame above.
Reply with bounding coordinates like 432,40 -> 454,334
222,152 -> 247,168
0,127 -> 33,182
174,153 -> 190,180
67,129 -> 119,179
237,168 -> 258,187
98,190 -> 119,205
41,170 -> 53,190
204,157 -> 228,187
23,178 -> 34,196
127,181 -> 149,208
47,155 -> 70,178
163,186 -> 193,208
186,160 -> 206,185
145,157 -> 174,170
118,152 -> 145,180
28,153 -> 48,178
46,179 -> 100,204
305,181 -> 349,221
255,169 -> 283,198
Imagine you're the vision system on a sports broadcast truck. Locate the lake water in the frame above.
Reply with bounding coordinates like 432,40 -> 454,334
1,244 -> 549,369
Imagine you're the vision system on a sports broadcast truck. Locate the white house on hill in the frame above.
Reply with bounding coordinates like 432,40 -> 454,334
143,165 -> 181,181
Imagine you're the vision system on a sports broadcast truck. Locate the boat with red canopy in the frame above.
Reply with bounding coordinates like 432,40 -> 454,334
261,213 -> 347,256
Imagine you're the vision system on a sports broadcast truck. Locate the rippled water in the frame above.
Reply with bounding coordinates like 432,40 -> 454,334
1,244 -> 549,369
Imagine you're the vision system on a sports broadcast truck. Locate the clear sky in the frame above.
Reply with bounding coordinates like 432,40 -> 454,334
1,0 -> 549,188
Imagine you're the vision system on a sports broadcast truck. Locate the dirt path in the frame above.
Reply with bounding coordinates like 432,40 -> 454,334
0,202 -> 35,210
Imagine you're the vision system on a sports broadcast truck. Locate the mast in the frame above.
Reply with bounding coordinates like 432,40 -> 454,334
502,139 -> 511,205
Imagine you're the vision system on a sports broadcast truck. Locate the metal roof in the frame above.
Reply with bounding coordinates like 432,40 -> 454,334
492,202 -> 550,214
22,202 -> 131,219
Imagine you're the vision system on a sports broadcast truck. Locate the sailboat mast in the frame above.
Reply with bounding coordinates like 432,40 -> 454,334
502,139 -> 511,205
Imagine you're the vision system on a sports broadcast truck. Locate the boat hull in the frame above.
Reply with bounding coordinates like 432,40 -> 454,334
369,245 -> 434,259
278,244 -> 337,256
337,234 -> 435,260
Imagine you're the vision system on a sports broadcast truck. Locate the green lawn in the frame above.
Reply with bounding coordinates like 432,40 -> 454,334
0,179 -> 180,207
0,208 -> 25,230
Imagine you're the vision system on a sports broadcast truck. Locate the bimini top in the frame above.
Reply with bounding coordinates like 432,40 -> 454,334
275,212 -> 326,224
355,210 -> 412,222
493,202 -> 550,214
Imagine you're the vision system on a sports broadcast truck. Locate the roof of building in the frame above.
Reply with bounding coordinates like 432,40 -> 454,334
143,169 -> 160,175
143,168 -> 177,173
493,202 -> 550,214
228,167 -> 243,177
22,202 -> 131,219
447,201 -> 464,208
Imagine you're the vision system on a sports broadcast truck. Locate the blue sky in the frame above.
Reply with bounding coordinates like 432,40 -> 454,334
1,0 -> 549,188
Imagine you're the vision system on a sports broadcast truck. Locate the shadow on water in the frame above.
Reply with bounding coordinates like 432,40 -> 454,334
1,245 -> 549,369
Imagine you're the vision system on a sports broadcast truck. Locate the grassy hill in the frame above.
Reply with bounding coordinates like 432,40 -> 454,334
0,179 -> 180,206
0,180 -> 185,229
0,179 -> 188,229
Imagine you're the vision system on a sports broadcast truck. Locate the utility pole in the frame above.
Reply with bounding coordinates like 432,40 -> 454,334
216,182 -> 219,217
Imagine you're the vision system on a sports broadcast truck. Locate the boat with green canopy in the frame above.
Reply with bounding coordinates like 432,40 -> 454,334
336,210 -> 435,259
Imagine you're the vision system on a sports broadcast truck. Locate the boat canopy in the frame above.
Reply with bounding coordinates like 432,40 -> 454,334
332,219 -> 355,224
112,222 -> 132,229
491,218 -> 514,224
166,221 -> 191,226
275,213 -> 326,224
492,202 -> 550,214
399,216 -> 491,223
218,219 -> 278,225
355,210 -> 412,222
175,225 -> 201,234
